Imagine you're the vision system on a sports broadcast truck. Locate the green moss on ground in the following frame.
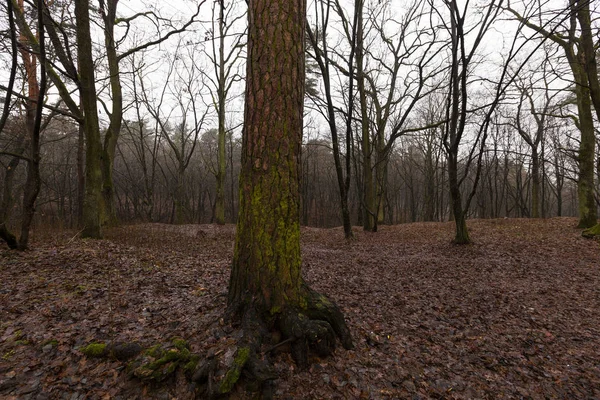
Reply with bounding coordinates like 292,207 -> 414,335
80,342 -> 107,357
128,338 -> 193,382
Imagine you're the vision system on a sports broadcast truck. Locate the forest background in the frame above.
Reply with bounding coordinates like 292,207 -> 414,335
1,0 -> 599,246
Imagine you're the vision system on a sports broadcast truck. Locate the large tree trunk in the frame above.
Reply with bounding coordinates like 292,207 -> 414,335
572,65 -> 597,228
224,0 -> 352,394
576,0 -> 600,235
76,0 -> 104,238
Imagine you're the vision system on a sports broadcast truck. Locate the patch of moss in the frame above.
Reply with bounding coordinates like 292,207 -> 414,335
81,342 -> 107,358
313,294 -> 332,310
130,341 -> 193,382
161,361 -> 177,376
145,344 -> 163,358
75,285 -> 87,295
2,349 -> 15,360
11,330 -> 23,341
183,354 -> 200,374
171,338 -> 189,351
270,305 -> 281,315
219,347 -> 250,394
43,339 -> 58,347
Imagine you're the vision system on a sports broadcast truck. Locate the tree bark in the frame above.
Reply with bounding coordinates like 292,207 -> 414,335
100,0 -> 122,226
214,0 -> 227,225
355,0 -> 375,232
225,0 -> 352,393
76,0 -> 104,238
572,62 -> 596,228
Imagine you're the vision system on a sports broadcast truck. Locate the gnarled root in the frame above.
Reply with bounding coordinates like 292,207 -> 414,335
217,284 -> 353,397
582,223 -> 600,238
301,284 -> 354,350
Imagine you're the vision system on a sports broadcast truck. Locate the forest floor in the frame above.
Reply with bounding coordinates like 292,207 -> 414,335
1,217 -> 600,399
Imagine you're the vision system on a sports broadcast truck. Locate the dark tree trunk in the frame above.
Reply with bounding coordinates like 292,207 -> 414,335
12,0 -> 46,250
214,0 -> 226,225
531,147 -> 540,218
76,0 -> 104,238
77,119 -> 85,227
100,0 -> 122,226
449,157 -> 470,244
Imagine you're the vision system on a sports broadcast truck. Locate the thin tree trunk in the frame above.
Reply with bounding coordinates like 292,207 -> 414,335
215,0 -> 227,225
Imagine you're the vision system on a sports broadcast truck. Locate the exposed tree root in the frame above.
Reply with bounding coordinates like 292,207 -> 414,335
0,224 -> 18,249
215,284 -> 354,397
582,223 -> 600,238
79,286 -> 352,398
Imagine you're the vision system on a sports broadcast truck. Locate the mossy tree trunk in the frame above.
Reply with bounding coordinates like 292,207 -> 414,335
76,0 -> 104,239
576,0 -> 600,233
572,59 -> 596,229
226,0 -> 352,393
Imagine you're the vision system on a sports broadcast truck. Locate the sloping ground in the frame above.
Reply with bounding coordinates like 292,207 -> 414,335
0,218 -> 599,399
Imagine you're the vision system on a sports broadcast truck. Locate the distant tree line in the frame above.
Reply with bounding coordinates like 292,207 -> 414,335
0,0 -> 598,247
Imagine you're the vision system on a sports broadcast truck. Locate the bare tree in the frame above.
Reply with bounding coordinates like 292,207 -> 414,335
203,0 -> 245,224
505,0 -> 598,229
139,43 -> 208,224
507,58 -> 558,218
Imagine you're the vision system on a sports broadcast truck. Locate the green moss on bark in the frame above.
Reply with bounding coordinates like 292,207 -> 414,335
582,223 -> 600,238
219,347 -> 250,394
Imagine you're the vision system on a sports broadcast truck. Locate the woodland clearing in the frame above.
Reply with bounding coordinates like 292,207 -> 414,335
0,217 -> 599,399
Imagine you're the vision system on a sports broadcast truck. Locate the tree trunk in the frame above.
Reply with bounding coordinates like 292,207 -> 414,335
11,0 -> 45,250
76,0 -> 104,238
77,119 -> 85,227
572,64 -> 597,228
174,165 -> 185,224
100,0 -> 122,226
449,156 -> 470,244
355,0 -> 375,232
224,0 -> 352,394
531,147 -> 540,218
0,149 -> 23,249
215,0 -> 227,225
576,0 -> 600,123
576,0 -> 600,234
